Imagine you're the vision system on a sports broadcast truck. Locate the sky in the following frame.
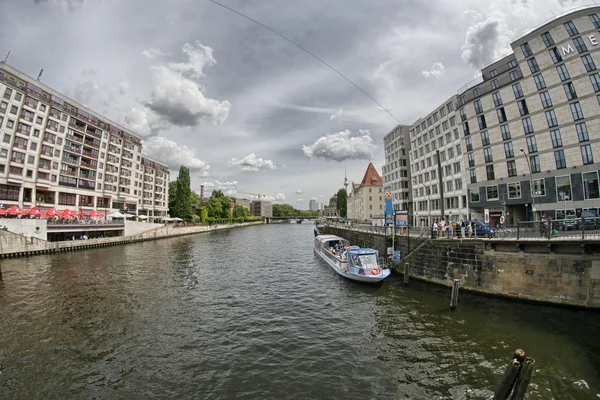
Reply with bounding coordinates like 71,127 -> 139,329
0,0 -> 591,208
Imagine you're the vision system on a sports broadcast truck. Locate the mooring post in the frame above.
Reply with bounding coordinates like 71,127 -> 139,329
493,349 -> 534,400
403,263 -> 409,284
450,279 -> 460,308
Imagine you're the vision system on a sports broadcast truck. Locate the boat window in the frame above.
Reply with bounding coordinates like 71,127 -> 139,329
353,253 -> 378,267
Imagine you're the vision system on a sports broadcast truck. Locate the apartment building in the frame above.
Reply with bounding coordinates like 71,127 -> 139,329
0,62 -> 169,220
251,200 -> 273,218
347,162 -> 383,222
459,6 -> 600,225
382,125 -> 411,213
408,96 -> 469,226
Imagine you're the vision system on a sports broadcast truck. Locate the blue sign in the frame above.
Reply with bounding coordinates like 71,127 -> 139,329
392,250 -> 402,265
384,186 -> 393,225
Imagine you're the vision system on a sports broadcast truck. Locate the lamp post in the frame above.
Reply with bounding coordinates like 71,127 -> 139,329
520,148 -> 536,221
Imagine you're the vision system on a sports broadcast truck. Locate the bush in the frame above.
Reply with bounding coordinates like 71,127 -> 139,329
206,217 -> 216,225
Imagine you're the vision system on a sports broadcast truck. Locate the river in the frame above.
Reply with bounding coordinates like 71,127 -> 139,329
0,224 -> 598,399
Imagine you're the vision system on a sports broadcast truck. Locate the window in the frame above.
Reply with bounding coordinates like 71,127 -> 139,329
532,178 -> 546,197
501,124 -> 511,140
496,108 -> 507,123
541,31 -> 554,47
490,69 -> 498,78
582,54 -> 596,72
447,181 -> 454,192
468,152 -> 475,167
573,37 -> 587,53
469,188 -> 480,202
477,115 -> 487,130
507,160 -> 517,177
520,42 -> 533,58
483,147 -> 493,163
509,70 -> 519,82
576,122 -> 589,142
9,105 -> 17,115
512,84 -> 523,100
530,155 -> 540,173
564,21 -> 578,36
522,117 -> 533,134
487,185 -> 499,201
556,175 -> 572,203
480,130 -> 490,146
0,148 -> 6,158
527,58 -> 540,73
470,168 -> 477,183
508,182 -> 521,199
459,107 -> 467,121
2,134 -> 9,143
554,150 -> 566,169
456,144 -> 462,155
517,100 -> 529,116
564,82 -> 578,100
533,74 -> 546,90
504,142 -> 514,158
591,13 -> 600,29
453,161 -> 461,174
539,91 -> 552,108
549,47 -> 563,64
581,144 -> 594,164
550,129 -> 562,148
474,99 -> 483,114
491,79 -> 498,90
583,171 -> 600,199
591,73 -> 600,92
473,87 -> 481,97
556,64 -> 570,81
526,136 -> 537,153
466,136 -> 472,152
492,91 -> 502,106
570,102 -> 584,121
545,110 -> 558,128
463,122 -> 470,136
507,60 -> 517,69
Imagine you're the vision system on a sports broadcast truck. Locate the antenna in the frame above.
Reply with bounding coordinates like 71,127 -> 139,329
3,50 -> 10,63
36,69 -> 44,82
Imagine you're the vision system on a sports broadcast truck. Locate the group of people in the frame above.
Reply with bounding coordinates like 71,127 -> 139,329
326,242 -> 349,259
431,218 -> 480,239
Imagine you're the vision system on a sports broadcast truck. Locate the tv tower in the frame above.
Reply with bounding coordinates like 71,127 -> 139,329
343,162 -> 348,192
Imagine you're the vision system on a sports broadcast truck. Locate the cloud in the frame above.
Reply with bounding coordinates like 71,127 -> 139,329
310,197 -> 317,201
228,153 -> 276,172
302,129 -> 376,162
296,189 -> 303,194
330,107 -> 343,121
421,62 -> 445,79
461,16 -> 511,70
142,136 -> 210,175
117,79 -> 130,96
262,193 -> 286,202
124,108 -> 167,138
201,180 -> 239,188
141,48 -> 166,59
32,0 -> 84,12
145,41 -> 231,128
296,198 -> 305,204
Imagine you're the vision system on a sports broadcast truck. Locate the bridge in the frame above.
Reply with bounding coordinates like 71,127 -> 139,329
266,216 -> 317,224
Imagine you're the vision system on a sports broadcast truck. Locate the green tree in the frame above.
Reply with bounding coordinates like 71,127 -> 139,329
205,196 -> 223,218
233,204 -> 250,218
336,188 -> 347,218
171,166 -> 192,218
168,181 -> 178,216
200,207 -> 208,223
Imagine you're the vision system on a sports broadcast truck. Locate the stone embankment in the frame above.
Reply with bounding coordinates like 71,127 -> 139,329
0,222 -> 264,258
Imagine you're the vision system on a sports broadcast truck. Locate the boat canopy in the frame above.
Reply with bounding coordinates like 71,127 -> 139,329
315,235 -> 349,246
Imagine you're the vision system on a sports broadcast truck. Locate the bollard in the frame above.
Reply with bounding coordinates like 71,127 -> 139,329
493,349 -> 535,400
450,279 -> 460,308
404,263 -> 409,284
510,357 -> 535,400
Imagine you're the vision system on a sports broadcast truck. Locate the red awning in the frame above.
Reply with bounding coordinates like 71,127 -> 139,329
25,207 -> 43,216
43,208 -> 59,217
6,206 -> 24,215
85,210 -> 104,217
59,209 -> 78,218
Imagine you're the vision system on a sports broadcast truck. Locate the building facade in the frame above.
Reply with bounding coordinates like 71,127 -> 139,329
323,195 -> 338,217
347,163 -> 384,222
382,125 -> 411,213
459,6 -> 600,225
251,200 -> 272,218
408,97 -> 470,226
0,62 -> 169,220
309,198 -> 317,211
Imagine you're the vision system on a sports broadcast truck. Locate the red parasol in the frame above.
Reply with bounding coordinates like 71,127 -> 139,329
6,206 -> 25,215
43,208 -> 59,217
85,210 -> 104,217
59,209 -> 78,218
25,207 -> 43,216
0,208 -> 7,216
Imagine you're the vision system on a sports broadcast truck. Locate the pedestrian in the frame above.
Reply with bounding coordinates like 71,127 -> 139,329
432,221 -> 438,239
460,218 -> 466,239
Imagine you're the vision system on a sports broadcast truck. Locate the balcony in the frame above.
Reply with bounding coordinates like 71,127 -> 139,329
39,163 -> 51,171
80,161 -> 97,170
41,149 -> 53,157
68,118 -> 86,131
24,99 -> 37,109
84,138 -> 100,148
49,110 -> 61,120
17,127 -> 30,136
10,157 -> 24,164
64,146 -> 81,155
66,134 -> 83,143
13,142 -> 27,150
61,169 -> 78,177
78,179 -> 96,190
82,149 -> 98,159
79,172 -> 96,180
43,136 -> 56,144
20,113 -> 33,122
61,157 -> 80,166
37,172 -> 50,181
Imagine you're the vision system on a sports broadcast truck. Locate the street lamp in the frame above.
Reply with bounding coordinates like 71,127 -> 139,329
520,148 -> 536,221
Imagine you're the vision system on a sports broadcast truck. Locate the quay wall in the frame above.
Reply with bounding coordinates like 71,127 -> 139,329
322,226 -> 600,309
0,221 -> 264,258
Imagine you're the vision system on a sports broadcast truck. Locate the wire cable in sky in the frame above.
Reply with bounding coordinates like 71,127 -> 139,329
207,0 -> 402,125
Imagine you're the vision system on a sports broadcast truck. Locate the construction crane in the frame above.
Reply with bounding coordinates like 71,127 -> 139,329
236,191 -> 265,199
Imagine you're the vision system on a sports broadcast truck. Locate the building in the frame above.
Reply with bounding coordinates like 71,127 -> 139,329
229,197 -> 251,216
251,200 -> 272,218
459,6 -> 600,225
0,62 -> 169,220
323,195 -> 338,217
347,162 -> 384,222
382,124 -> 411,214
309,198 -> 317,211
408,97 -> 470,226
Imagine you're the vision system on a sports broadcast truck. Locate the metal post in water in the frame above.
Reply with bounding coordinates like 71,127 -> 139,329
404,263 -> 409,284
450,279 -> 460,308
493,349 -> 535,400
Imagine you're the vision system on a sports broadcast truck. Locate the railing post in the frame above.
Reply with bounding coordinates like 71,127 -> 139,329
582,217 -> 585,240
547,219 -> 552,240
517,220 -> 520,240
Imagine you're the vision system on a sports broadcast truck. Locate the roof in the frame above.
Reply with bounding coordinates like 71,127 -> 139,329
360,163 -> 383,187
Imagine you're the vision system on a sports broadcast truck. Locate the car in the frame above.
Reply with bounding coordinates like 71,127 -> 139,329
557,215 -> 578,231
467,220 -> 496,237
579,210 -> 600,230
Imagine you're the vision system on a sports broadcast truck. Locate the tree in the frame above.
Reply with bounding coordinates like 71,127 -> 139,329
171,166 -> 192,218
336,188 -> 347,218
200,207 -> 208,223
168,181 -> 178,216
273,203 -> 295,217
233,204 -> 250,218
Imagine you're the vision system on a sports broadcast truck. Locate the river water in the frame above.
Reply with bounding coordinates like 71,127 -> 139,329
0,224 -> 598,399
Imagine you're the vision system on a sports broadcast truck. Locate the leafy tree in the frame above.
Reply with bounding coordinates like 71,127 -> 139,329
171,166 -> 192,218
336,188 -> 347,218
205,196 -> 223,218
168,181 -> 178,216
233,204 -> 250,218
273,203 -> 295,217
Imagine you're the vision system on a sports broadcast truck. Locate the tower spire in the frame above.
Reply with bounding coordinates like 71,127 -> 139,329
343,162 -> 349,192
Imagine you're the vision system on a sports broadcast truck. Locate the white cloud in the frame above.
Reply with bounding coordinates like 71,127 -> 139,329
330,107 -> 343,121
228,153 -> 276,172
262,193 -> 286,202
141,48 -> 166,59
168,42 -> 215,79
296,189 -> 303,194
201,180 -> 239,188
117,79 -> 130,95
142,136 -> 210,175
461,15 -> 512,70
302,129 -> 376,162
421,62 -> 445,79
310,197 -> 317,201
296,198 -> 305,204
124,107 -> 166,137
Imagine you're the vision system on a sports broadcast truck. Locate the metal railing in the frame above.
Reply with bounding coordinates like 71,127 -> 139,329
516,217 -> 600,239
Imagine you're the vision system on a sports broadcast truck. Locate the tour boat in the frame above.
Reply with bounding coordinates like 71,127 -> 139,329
314,234 -> 391,283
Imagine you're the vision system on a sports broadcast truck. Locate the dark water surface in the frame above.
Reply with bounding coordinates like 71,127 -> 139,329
0,224 -> 599,399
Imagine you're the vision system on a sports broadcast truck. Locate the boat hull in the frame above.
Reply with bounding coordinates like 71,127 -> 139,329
314,247 -> 390,283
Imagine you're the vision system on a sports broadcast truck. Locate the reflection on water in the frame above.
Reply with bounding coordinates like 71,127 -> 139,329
0,224 -> 598,399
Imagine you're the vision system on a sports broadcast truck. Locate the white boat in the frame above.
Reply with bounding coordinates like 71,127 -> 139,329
314,234 -> 391,283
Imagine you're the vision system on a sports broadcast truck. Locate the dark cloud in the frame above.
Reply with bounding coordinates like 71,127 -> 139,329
32,0 -> 85,12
